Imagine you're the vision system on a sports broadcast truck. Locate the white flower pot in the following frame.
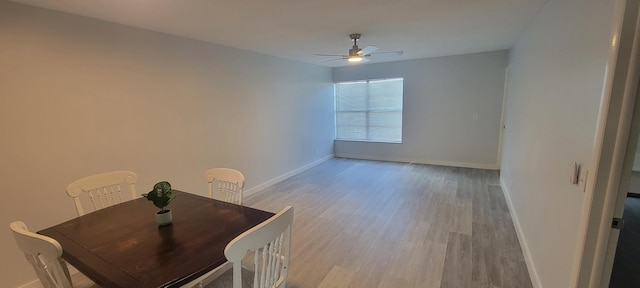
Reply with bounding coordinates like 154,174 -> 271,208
156,210 -> 172,226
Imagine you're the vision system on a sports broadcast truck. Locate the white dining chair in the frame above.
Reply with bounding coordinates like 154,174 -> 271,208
10,221 -> 74,288
205,206 -> 293,288
204,168 -> 245,205
66,170 -> 138,216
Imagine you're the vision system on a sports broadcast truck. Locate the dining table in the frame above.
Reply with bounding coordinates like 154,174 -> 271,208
38,190 -> 274,288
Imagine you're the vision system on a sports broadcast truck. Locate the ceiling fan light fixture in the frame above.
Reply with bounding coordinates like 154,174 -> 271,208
348,55 -> 363,62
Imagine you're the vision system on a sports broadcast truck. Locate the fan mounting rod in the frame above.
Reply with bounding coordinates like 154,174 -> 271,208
349,33 -> 362,56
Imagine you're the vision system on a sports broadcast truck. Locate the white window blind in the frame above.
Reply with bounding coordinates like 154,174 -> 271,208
335,78 -> 403,143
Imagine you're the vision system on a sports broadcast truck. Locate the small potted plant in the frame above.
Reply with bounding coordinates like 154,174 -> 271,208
142,181 -> 176,226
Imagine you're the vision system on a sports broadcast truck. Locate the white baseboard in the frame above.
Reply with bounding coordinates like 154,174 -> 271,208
500,176 -> 542,288
334,153 -> 499,170
19,266 -> 80,288
18,280 -> 41,288
243,154 -> 334,197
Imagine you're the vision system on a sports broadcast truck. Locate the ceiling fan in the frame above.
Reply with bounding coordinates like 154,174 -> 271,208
315,33 -> 403,64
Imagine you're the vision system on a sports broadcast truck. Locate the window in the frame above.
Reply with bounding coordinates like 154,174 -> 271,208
335,78 -> 403,143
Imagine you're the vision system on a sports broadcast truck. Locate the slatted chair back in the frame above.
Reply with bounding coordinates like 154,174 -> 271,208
66,170 -> 138,216
10,221 -> 73,288
224,206 -> 293,288
204,168 -> 245,205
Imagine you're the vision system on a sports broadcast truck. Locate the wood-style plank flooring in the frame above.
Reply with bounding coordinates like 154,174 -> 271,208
243,158 -> 533,288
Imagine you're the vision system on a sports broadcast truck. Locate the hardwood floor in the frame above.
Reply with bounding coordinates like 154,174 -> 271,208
66,158 -> 530,288
243,158 -> 532,288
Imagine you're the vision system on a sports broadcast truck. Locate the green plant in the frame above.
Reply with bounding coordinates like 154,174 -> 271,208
142,181 -> 176,213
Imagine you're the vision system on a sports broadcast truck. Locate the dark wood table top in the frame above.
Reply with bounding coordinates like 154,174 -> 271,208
39,190 -> 274,288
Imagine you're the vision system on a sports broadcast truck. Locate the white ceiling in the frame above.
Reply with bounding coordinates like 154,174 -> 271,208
11,0 -> 547,67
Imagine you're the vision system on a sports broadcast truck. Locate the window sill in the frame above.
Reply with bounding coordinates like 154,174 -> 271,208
334,139 -> 402,144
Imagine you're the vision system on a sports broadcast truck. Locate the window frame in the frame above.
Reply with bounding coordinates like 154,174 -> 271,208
334,77 -> 404,143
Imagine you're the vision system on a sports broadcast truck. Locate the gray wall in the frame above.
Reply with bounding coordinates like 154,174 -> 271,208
499,0 -> 620,286
333,51 -> 508,169
0,2 -> 334,287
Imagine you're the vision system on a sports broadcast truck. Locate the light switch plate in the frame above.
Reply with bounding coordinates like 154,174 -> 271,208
570,162 -> 579,185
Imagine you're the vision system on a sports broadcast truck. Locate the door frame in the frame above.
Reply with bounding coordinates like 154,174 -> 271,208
496,65 -> 510,169
574,0 -> 640,286
600,48 -> 640,288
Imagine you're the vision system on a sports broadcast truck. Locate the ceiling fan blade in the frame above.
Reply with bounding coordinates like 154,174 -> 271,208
366,51 -> 404,57
319,58 -> 346,63
358,46 -> 379,56
362,57 -> 370,63
314,53 -> 347,57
